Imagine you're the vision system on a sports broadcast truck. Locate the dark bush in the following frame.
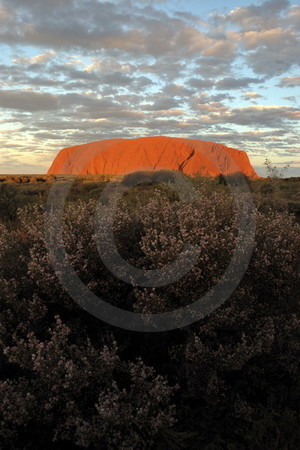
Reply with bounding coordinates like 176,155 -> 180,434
0,185 -> 299,448
0,184 -> 23,221
122,170 -> 181,187
259,182 -> 275,194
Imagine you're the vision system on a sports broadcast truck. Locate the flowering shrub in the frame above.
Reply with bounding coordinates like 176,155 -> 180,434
248,209 -> 299,302
0,184 -> 23,221
0,316 -> 177,449
0,183 -> 299,448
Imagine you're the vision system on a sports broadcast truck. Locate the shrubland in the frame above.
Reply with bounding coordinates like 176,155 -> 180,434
0,172 -> 299,449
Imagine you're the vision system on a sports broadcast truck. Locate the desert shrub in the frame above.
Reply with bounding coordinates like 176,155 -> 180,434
81,181 -> 105,192
152,170 -> 182,184
0,184 -> 299,448
246,209 -> 299,302
175,292 -> 299,449
0,317 -> 177,449
259,182 -> 275,194
135,193 -> 298,312
9,186 -> 299,315
122,171 -> 155,186
0,184 -> 24,222
216,173 -> 227,185
122,170 -> 189,188
144,294 -> 296,445
67,181 -> 106,201
216,172 -> 250,187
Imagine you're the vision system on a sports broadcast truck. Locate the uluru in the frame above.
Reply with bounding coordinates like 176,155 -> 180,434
47,136 -> 258,178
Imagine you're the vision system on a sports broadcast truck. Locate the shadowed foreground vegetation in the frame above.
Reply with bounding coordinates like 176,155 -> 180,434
0,171 -> 299,449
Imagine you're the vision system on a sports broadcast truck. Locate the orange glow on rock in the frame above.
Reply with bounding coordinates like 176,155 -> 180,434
47,136 -> 258,178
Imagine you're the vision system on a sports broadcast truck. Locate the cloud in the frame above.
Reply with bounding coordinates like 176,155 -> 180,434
0,0 -> 299,175
202,38 -> 237,58
195,56 -> 234,78
0,89 -> 58,111
212,0 -> 289,30
0,0 -> 237,66
141,96 -> 181,111
282,96 -> 297,103
13,50 -> 56,65
224,105 -> 300,127
1,0 -> 297,78
173,11 -> 208,27
242,92 -> 264,103
242,27 -> 299,76
285,5 -> 300,30
278,76 -> 300,87
243,92 -> 263,99
187,78 -> 214,90
163,83 -> 193,97
240,28 -> 296,50
211,1 -> 300,76
215,76 -> 264,90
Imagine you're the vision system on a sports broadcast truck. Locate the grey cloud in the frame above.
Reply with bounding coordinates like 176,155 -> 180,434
0,63 -> 61,88
0,89 -> 58,111
278,76 -> 300,87
244,34 -> 299,76
3,58 -> 153,93
187,130 -> 299,162
163,83 -> 194,97
28,77 -> 62,87
137,60 -> 186,81
189,97 -> 228,114
210,1 -> 299,77
0,1 -> 205,58
32,132 -> 67,140
187,78 -> 214,90
101,73 -> 153,88
216,77 -> 263,90
286,5 -> 300,31
212,0 -> 289,30
173,11 -> 208,27
141,97 -> 181,111
272,160 -> 300,166
209,93 -> 235,102
187,76 -> 263,91
225,106 -> 300,127
194,57 -> 234,78
63,80 -> 98,91
0,0 -> 238,65
282,96 -> 298,103
0,89 -> 147,122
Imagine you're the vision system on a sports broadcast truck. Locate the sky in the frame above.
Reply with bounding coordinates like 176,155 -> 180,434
0,0 -> 299,176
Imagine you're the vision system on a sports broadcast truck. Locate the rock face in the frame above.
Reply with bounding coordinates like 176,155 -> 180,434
47,136 -> 258,178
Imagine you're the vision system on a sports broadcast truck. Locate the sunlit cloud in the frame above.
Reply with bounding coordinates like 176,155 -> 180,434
0,0 -> 299,174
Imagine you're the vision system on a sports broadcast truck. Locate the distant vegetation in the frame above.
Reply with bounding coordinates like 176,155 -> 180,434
0,171 -> 299,449
1,171 -> 299,224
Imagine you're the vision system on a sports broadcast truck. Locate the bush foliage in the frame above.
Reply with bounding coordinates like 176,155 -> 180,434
0,180 -> 299,449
